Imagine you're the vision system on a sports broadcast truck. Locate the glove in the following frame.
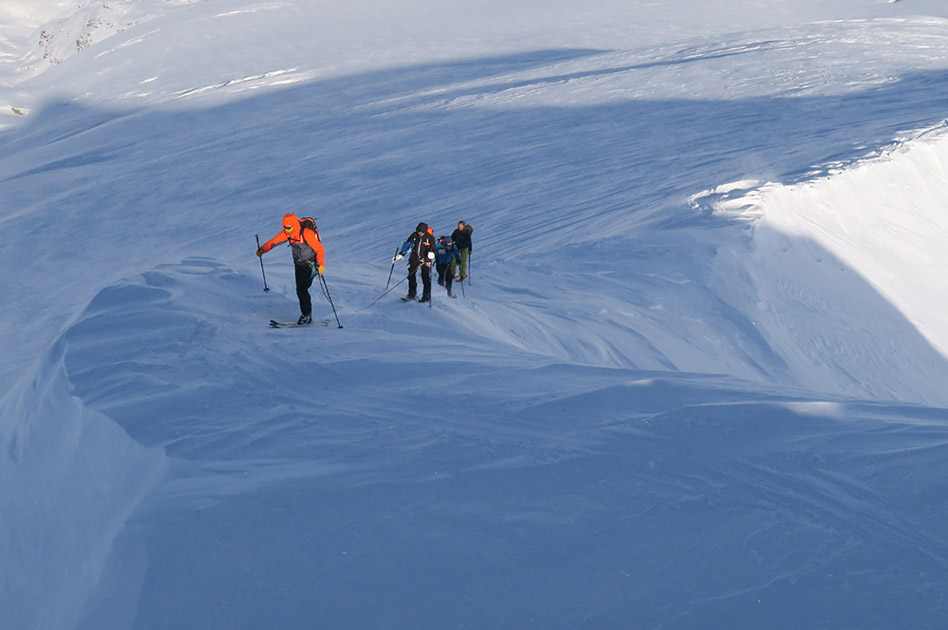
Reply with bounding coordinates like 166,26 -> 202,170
256,247 -> 264,257
393,254 -> 404,262
427,252 -> 435,260
317,264 -> 325,274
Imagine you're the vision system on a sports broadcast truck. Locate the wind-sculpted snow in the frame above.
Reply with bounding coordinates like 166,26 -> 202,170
699,127 -> 948,405
0,335 -> 165,630
12,259 -> 946,629
5,1 -> 948,628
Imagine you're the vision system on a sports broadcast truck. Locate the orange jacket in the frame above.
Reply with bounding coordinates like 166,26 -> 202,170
261,213 -> 325,267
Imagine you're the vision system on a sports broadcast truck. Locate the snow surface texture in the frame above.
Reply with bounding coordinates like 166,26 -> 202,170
3,1 -> 948,628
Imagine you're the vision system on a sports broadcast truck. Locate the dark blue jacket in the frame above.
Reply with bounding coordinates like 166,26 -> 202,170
436,243 -> 461,266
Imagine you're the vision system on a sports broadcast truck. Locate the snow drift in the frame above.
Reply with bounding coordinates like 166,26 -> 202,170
706,126 -> 948,405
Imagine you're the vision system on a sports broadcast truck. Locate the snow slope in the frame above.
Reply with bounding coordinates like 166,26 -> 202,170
3,1 -> 948,628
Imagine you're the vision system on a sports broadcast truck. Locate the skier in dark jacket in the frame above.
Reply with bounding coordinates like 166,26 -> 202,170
394,222 -> 437,302
435,235 -> 462,298
257,213 -> 325,325
451,221 -> 473,281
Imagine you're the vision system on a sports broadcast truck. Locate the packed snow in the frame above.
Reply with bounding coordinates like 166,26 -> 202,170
3,1 -> 948,628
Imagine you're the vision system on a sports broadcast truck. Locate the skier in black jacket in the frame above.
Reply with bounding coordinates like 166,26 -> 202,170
394,222 -> 438,302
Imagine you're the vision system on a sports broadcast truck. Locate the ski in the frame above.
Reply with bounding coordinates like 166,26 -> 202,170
269,319 -> 330,328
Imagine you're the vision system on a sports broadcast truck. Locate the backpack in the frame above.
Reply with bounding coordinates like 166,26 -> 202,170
299,217 -> 321,242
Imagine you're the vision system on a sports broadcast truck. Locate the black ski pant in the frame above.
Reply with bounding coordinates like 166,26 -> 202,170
408,262 -> 431,299
436,262 -> 454,293
294,263 -> 315,316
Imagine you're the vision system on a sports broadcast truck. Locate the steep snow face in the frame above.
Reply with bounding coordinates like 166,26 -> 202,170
703,128 -> 948,405
750,130 -> 948,359
0,331 -> 166,630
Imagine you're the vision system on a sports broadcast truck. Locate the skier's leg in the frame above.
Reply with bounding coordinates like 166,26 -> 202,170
421,264 -> 432,300
295,264 -> 313,316
407,264 -> 418,298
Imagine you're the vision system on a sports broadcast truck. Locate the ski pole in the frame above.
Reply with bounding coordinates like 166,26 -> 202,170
362,276 -> 407,310
318,273 -> 344,328
468,251 -> 472,286
385,247 -> 399,291
255,235 -> 270,292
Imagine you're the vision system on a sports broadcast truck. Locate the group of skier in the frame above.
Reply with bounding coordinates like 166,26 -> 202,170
256,214 -> 473,324
393,220 -> 473,303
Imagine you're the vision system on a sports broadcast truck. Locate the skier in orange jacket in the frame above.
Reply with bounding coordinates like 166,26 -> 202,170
257,213 -> 326,325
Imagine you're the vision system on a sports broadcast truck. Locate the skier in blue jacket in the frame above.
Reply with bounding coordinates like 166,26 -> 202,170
435,235 -> 462,298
